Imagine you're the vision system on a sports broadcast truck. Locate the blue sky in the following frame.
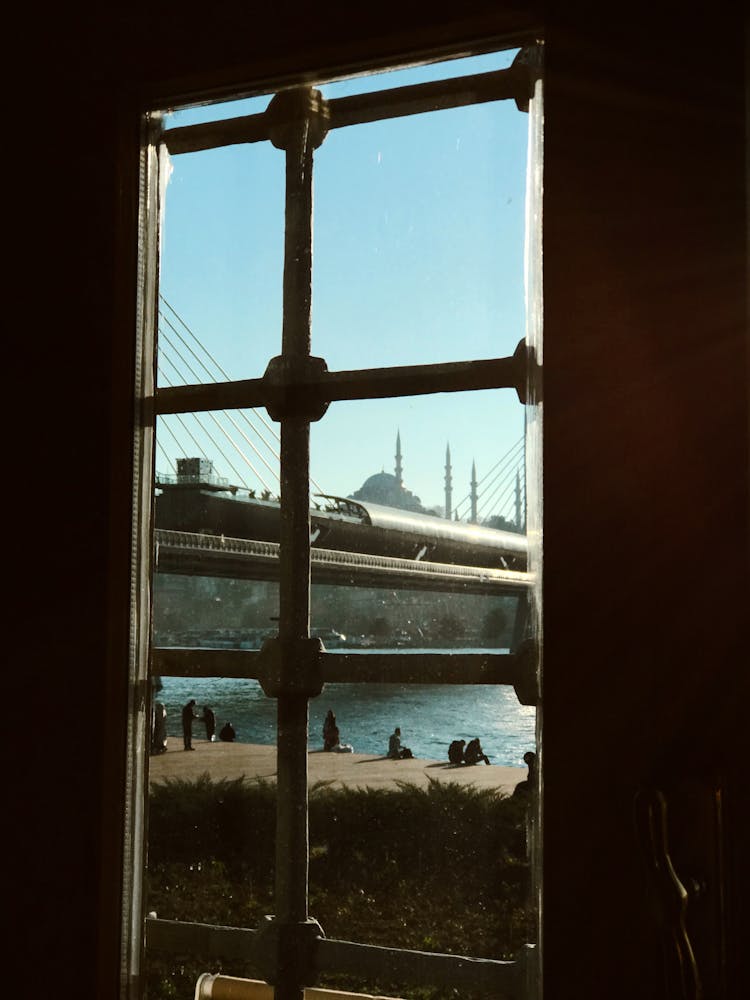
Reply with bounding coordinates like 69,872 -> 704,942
157,48 -> 529,519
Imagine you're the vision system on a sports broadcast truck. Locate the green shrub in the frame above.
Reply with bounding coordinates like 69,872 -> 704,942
146,777 -> 535,999
148,774 -> 276,873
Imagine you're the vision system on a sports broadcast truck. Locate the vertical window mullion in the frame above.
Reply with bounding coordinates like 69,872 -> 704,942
272,87 -> 326,999
124,117 -> 162,1000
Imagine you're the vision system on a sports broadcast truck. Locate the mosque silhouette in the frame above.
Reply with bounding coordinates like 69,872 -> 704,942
348,431 -> 476,521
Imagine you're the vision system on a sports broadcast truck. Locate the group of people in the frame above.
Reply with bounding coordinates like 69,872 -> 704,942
321,713 -> 533,787
181,699 -> 236,750
322,712 -> 411,759
165,701 -> 534,789
447,737 -> 491,766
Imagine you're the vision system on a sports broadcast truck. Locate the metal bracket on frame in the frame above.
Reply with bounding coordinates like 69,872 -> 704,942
257,636 -> 325,698
512,637 -> 541,706
262,354 -> 330,422
253,914 -> 325,988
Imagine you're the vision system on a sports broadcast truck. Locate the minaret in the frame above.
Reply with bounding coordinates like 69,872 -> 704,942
444,443 -> 453,520
470,460 -> 478,524
395,430 -> 403,488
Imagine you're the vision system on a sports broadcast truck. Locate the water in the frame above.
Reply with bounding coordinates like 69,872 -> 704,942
158,650 -> 535,767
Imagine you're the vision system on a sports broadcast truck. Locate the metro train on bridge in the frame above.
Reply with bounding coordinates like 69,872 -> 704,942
155,477 -> 527,572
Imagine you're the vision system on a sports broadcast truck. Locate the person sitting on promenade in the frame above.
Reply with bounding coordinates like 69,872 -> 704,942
464,737 -> 491,765
323,709 -> 339,751
513,751 -> 537,797
219,721 -> 236,742
388,727 -> 413,759
448,739 -> 466,765
202,705 -> 216,742
182,699 -> 199,750
322,710 -> 354,752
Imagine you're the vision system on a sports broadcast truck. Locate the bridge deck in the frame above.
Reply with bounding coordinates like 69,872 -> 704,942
155,529 -> 532,595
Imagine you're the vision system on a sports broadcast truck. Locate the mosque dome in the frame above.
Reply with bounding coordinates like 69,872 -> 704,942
349,471 -> 424,512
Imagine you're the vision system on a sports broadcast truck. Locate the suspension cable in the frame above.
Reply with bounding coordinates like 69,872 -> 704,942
159,296 -> 326,494
158,365 -> 274,493
159,333 -> 282,488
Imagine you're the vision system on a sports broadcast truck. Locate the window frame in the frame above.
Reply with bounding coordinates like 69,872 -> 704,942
128,43 -> 544,1000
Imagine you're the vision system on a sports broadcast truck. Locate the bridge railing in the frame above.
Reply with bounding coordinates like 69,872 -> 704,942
154,528 -> 533,596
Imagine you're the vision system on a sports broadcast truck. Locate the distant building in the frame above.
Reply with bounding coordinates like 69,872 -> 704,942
350,470 -> 425,511
349,431 -> 427,512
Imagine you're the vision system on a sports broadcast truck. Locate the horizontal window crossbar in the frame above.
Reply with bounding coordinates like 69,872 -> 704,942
146,917 -> 254,963
151,647 -> 522,686
145,917 -> 524,997
317,937 -> 520,997
153,349 -> 527,416
326,65 -> 528,129
162,63 -> 532,156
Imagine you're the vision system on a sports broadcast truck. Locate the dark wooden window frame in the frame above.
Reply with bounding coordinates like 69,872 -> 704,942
138,45 -> 543,1000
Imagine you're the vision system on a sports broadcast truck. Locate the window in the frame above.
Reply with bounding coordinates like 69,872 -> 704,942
127,41 -> 543,1000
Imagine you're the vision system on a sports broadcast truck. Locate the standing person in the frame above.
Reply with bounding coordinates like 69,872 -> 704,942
464,737 -> 491,765
387,726 -> 413,759
181,699 -> 198,750
323,709 -> 339,751
202,705 -> 216,741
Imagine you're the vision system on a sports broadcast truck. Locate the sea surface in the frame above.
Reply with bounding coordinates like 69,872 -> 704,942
158,649 -> 536,767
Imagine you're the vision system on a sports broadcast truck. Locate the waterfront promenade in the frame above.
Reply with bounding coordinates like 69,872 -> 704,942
149,739 -> 526,793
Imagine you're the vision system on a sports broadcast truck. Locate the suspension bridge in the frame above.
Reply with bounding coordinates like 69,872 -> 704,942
156,295 -> 526,530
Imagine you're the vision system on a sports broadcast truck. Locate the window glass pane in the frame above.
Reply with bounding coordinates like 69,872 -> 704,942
312,589 -> 522,655
312,392 -> 524,528
152,575 -> 278,653
313,98 -> 528,370
155,392 -> 525,533
319,49 -> 518,99
157,145 -> 285,385
154,576 -> 523,660
308,677 -> 534,765
163,93 -> 271,129
155,408 -> 280,496
158,49 -> 527,383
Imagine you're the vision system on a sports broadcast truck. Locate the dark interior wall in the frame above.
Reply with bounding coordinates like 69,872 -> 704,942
541,14 -> 748,997
13,5 -> 747,999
